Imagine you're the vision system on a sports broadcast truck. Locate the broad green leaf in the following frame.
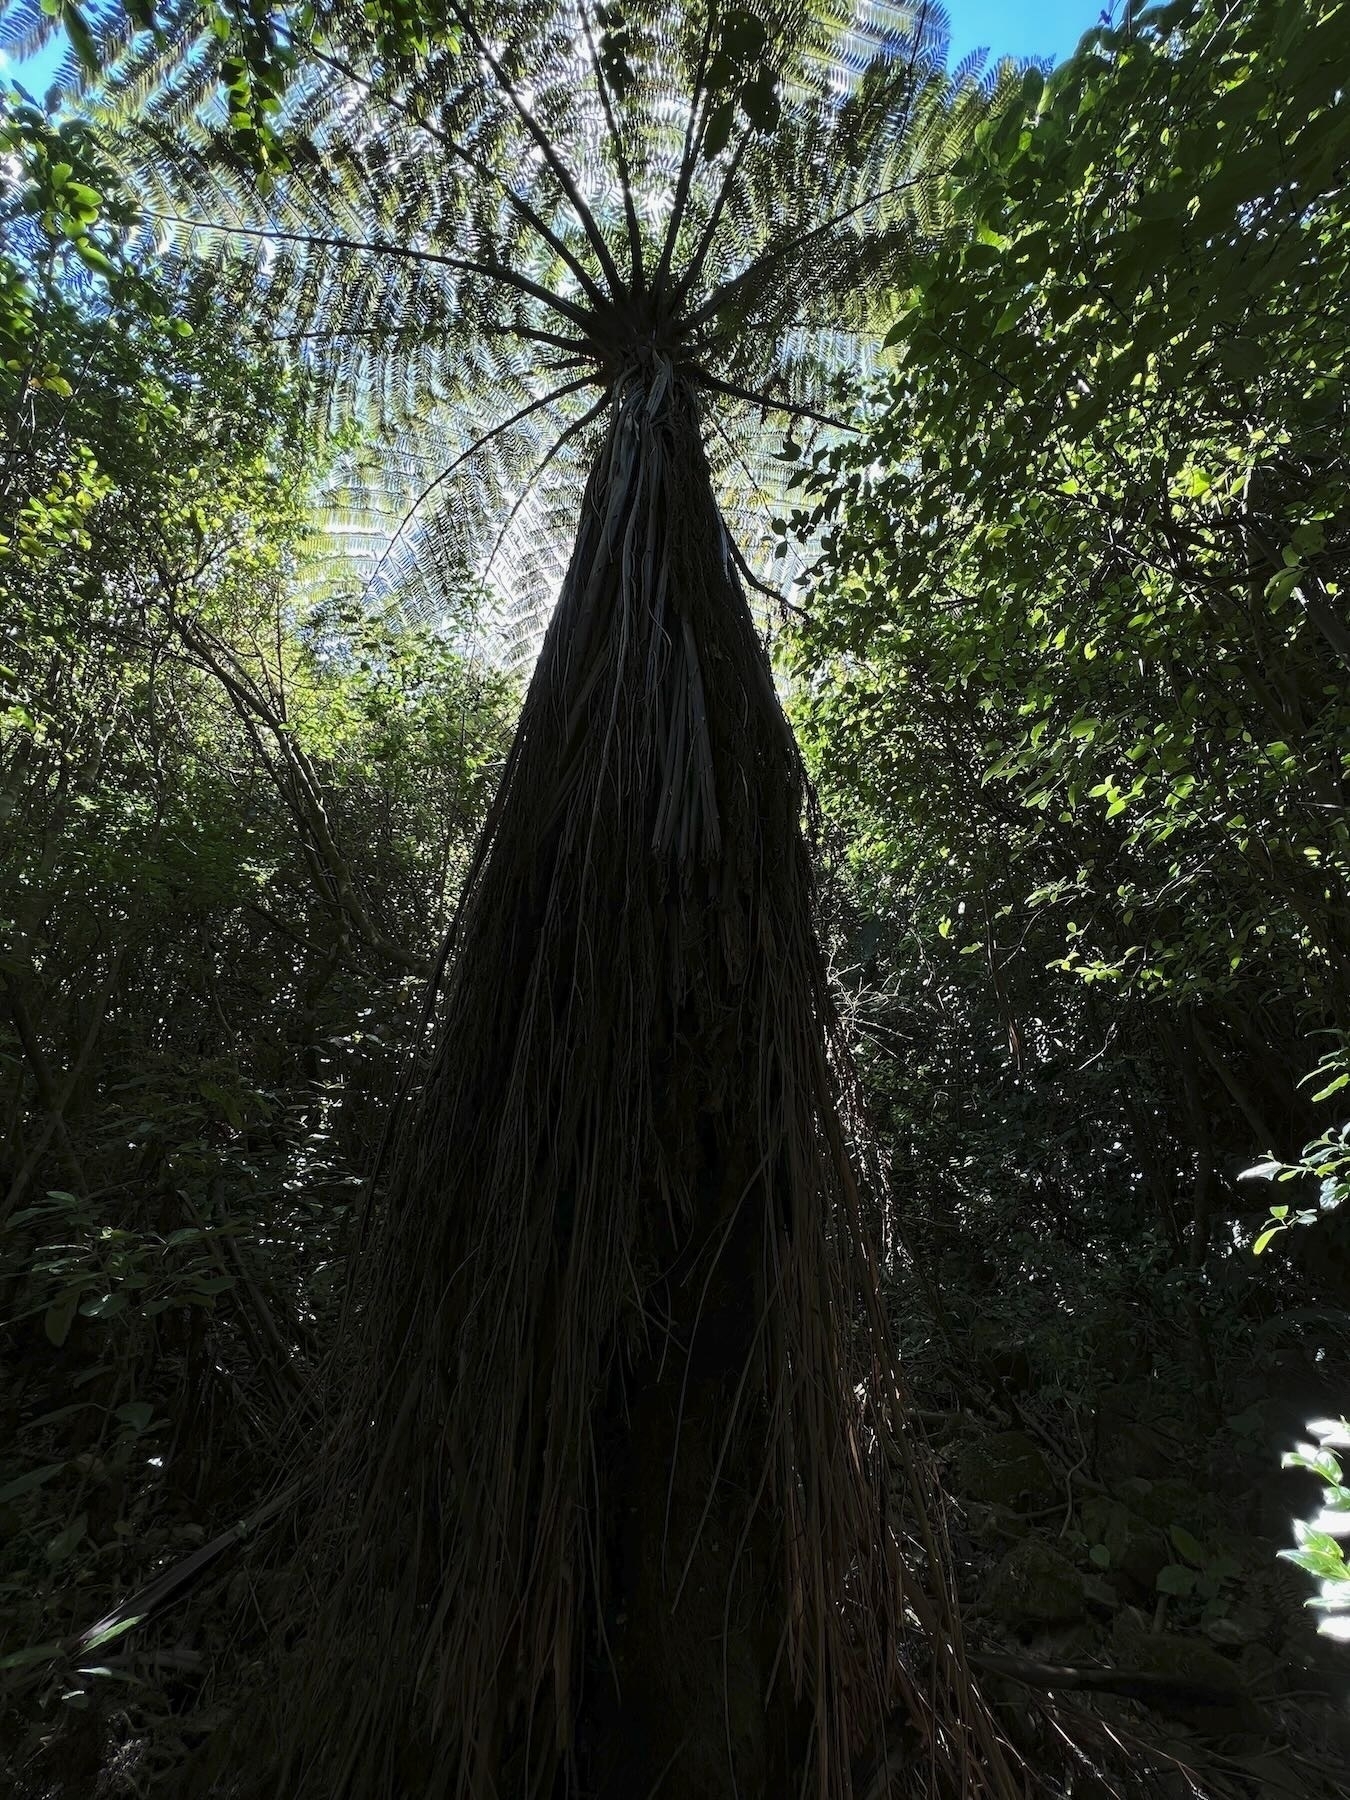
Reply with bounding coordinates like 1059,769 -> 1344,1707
1156,1563 -> 1196,1595
0,1640 -> 62,1671
0,1462 -> 66,1505
44,1291 -> 80,1347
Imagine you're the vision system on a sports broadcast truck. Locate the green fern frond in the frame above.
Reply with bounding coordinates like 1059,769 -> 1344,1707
58,0 -> 1012,652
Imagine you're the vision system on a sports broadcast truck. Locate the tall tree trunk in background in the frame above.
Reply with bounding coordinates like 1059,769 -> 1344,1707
280,368 -> 1015,1800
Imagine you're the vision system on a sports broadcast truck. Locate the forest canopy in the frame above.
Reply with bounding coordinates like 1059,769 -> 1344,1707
1,1 -> 1348,1796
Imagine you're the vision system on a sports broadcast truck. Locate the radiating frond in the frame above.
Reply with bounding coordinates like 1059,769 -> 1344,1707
38,0 -> 1014,651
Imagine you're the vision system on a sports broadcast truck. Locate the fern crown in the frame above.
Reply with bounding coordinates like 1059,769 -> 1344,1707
8,0 -> 1003,642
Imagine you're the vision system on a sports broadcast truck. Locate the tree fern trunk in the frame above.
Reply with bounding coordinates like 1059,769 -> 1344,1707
279,366 -> 1011,1800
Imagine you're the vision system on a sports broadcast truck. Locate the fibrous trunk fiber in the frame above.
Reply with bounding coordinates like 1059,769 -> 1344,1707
278,366 -> 1017,1800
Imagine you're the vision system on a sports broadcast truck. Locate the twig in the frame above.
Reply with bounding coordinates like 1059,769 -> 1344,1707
0,949 -> 125,1227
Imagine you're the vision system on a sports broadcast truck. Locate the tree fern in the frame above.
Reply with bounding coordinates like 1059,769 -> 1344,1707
3,4 -> 1035,1795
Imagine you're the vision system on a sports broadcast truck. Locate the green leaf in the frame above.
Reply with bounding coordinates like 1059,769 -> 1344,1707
1132,187 -> 1187,221
0,1640 -> 62,1672
61,0 -> 100,72
0,1462 -> 66,1505
44,1291 -> 80,1347
77,1614 -> 144,1656
1281,1542 -> 1347,1582
190,1275 -> 234,1296
722,10 -> 768,59
79,1292 -> 127,1319
1285,1446 -> 1344,1485
1156,1563 -> 1196,1596
703,103 -> 734,159
45,1512 -> 87,1564
73,241 -> 116,276
1169,1525 -> 1207,1566
740,73 -> 780,133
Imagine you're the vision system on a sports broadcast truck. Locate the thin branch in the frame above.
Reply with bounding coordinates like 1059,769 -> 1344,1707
971,1650 -> 1245,1710
264,324 -> 427,344
693,317 -> 822,337
727,528 -> 789,607
652,10 -> 716,299
535,353 -> 597,374
685,171 -> 943,331
369,375 -> 596,595
707,410 -> 774,512
1,971 -> 87,1192
670,122 -> 753,311
706,415 -> 796,609
479,321 -> 595,356
165,608 -> 427,974
1,951 -> 125,1228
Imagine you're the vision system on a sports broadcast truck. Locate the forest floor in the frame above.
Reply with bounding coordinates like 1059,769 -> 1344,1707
5,1199 -> 1349,1799
887,1236 -> 1350,1799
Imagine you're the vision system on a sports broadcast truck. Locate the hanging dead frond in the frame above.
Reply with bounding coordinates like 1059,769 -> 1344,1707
264,366 -> 1026,1800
